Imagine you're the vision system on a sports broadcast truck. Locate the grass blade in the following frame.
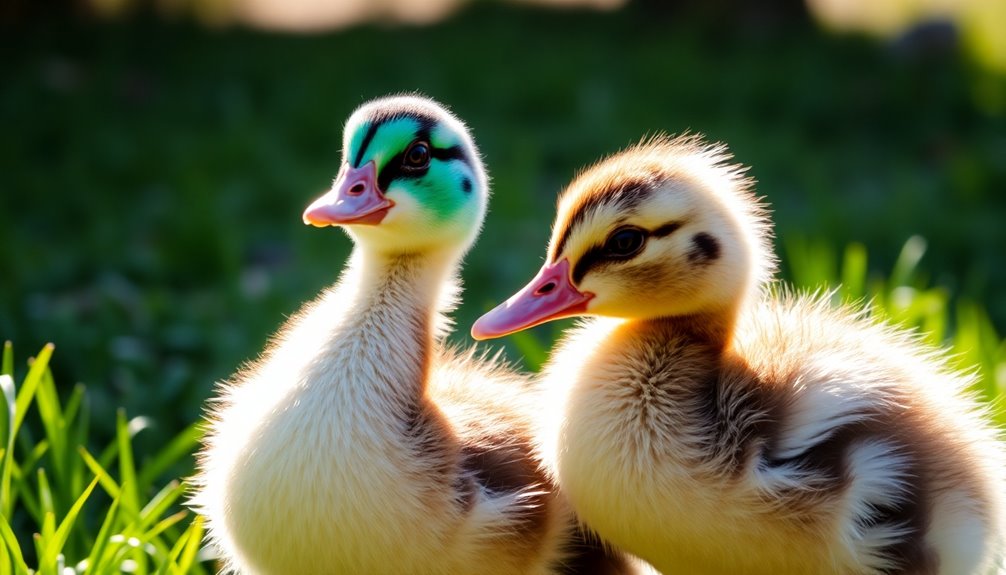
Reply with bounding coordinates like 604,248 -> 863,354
137,421 -> 202,491
84,494 -> 121,574
890,235 -> 927,287
12,459 -> 42,524
79,446 -> 122,500
13,343 -> 54,435
0,374 -> 15,516
98,415 -> 152,472
37,511 -> 56,574
0,514 -> 29,575
144,510 -> 188,542
0,532 -> 10,575
174,515 -> 204,574
840,242 -> 867,301
153,527 -> 190,575
155,515 -> 204,575
35,367 -> 66,515
1,342 -> 12,378
37,468 -> 54,521
137,480 -> 186,533
35,367 -> 64,472
42,476 -> 99,568
117,409 -> 140,515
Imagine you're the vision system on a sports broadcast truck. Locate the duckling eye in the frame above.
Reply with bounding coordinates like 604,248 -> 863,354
604,227 -> 647,258
403,142 -> 431,169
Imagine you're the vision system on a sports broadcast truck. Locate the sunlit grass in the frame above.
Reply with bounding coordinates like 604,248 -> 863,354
785,236 -> 1006,422
0,343 -> 207,575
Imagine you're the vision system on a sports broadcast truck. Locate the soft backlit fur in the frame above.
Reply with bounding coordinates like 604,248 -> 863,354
548,135 -> 773,327
191,96 -> 641,574
526,135 -> 1005,574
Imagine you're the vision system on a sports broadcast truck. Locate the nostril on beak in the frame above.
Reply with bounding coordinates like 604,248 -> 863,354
348,182 -> 366,195
535,281 -> 557,296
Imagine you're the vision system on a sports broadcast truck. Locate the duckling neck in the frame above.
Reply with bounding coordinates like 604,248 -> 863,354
639,306 -> 740,351
305,246 -> 459,399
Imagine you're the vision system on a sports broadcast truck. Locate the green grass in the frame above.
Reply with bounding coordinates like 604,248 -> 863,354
2,3 -> 1005,570
1,343 -> 207,574
784,236 -> 1006,422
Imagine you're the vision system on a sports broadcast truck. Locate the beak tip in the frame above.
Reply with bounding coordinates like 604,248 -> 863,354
303,206 -> 333,227
469,320 -> 492,341
471,312 -> 512,341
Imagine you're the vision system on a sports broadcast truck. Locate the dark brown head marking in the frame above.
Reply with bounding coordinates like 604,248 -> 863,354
688,232 -> 720,265
553,177 -> 657,259
652,221 -> 683,238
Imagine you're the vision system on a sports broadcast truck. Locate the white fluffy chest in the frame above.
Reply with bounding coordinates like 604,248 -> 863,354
203,366 -> 441,573
537,324 -> 718,538
545,366 -> 723,552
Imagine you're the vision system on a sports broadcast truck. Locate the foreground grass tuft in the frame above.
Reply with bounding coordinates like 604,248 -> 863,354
0,343 -> 207,575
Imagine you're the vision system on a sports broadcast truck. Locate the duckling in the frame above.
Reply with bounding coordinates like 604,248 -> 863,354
192,95 -> 642,574
472,135 -> 1005,575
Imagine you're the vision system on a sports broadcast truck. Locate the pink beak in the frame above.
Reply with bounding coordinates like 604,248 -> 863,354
471,258 -> 594,340
303,161 -> 394,226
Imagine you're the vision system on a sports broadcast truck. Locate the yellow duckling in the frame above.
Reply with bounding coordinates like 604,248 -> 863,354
473,135 -> 1005,575
192,95 -> 641,574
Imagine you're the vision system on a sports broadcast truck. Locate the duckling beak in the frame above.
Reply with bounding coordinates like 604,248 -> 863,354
471,259 -> 594,340
303,161 -> 395,227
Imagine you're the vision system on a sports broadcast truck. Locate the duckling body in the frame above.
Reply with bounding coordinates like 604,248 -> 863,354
545,301 -> 1001,575
193,96 -> 638,574
474,136 -> 1005,575
201,253 -> 572,573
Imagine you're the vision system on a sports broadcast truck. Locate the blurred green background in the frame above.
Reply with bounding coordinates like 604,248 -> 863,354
3,0 -> 1006,453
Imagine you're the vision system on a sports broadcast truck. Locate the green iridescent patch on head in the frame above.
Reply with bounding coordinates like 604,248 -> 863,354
349,117 -> 420,171
396,160 -> 469,221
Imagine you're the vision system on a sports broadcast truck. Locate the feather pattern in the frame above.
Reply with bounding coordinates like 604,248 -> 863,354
507,136 -> 1006,575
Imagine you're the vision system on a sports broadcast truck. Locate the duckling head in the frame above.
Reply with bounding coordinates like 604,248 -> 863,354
303,95 -> 487,257
472,135 -> 775,340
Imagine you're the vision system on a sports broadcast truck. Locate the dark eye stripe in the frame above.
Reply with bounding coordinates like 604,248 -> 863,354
377,142 -> 474,191
652,221 -> 682,237
378,150 -> 415,191
431,145 -> 467,163
572,245 -> 606,284
378,126 -> 435,190
569,220 -> 681,284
